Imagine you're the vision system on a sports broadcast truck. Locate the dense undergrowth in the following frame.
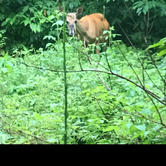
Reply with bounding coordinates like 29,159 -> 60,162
0,37 -> 166,144
0,0 -> 166,144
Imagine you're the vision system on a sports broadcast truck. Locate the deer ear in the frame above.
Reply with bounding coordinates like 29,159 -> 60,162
58,6 -> 63,12
76,6 -> 83,16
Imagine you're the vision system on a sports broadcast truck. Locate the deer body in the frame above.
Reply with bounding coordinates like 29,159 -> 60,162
59,6 -> 110,54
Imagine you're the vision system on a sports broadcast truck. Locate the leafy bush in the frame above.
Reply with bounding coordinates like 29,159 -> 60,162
105,0 -> 166,47
0,34 -> 166,144
1,0 -> 166,51
0,0 -> 63,51
0,0 -> 166,144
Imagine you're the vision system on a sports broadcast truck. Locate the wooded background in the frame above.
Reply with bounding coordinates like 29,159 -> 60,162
1,0 -> 166,51
0,0 -> 166,144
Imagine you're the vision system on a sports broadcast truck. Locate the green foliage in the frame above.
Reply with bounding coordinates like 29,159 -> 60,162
1,0 -> 166,144
0,0 -> 62,50
147,37 -> 166,57
133,0 -> 166,15
1,0 -> 166,50
104,0 -> 166,47
0,35 -> 166,144
0,29 -> 6,56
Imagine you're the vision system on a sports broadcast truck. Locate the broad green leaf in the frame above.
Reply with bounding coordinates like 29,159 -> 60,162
126,123 -> 132,129
54,20 -> 63,26
129,125 -> 137,132
30,23 -> 40,33
143,140 -> 150,144
144,131 -> 150,137
29,98 -> 36,106
140,109 -> 151,115
47,138 -> 58,143
140,22 -> 144,30
0,13 -> 4,21
10,16 -> 16,25
5,17 -> 11,23
136,7 -> 142,15
1,67 -> 8,73
17,0 -> 24,5
157,49 -> 166,57
0,58 -> 5,67
135,125 -> 146,132
143,3 -> 149,14
103,30 -> 109,35
35,1 -> 43,7
22,19 -> 30,26
69,3 -> 73,9
29,8 -> 34,13
132,132 -> 141,139
153,125 -> 161,131
1,21 -> 7,26
147,40 -> 163,49
96,45 -> 101,50
45,43 -> 52,48
130,90 -> 135,96
23,6 -> 29,13
33,113 -> 42,121
104,126 -> 118,132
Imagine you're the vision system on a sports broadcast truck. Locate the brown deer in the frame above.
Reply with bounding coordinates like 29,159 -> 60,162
59,6 -> 110,54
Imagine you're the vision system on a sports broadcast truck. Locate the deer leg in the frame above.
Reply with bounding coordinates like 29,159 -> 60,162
102,42 -> 107,52
96,41 -> 100,54
83,38 -> 88,48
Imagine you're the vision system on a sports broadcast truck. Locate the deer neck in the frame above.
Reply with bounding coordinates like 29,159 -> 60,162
75,20 -> 92,43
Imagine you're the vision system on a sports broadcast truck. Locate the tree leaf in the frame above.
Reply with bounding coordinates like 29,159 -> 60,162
69,3 -> 73,9
140,109 -> 151,115
135,125 -> 146,132
147,40 -> 163,49
157,49 -> 166,57
23,6 -> 29,13
1,68 -> 8,73
104,126 -> 118,132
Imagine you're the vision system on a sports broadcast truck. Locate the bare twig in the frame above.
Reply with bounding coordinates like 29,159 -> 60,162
147,49 -> 166,87
122,0 -> 141,33
117,22 -> 136,50
0,116 -> 52,144
86,53 -> 115,95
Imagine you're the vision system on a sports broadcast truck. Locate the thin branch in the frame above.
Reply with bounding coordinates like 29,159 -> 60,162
86,52 -> 115,95
21,57 -> 166,105
0,116 -> 52,144
121,107 -> 162,125
122,0 -> 141,33
136,111 -> 165,126
144,68 -> 165,95
94,97 -> 107,117
147,94 -> 166,127
117,22 -> 136,50
147,49 -> 166,86
117,43 -> 144,87
147,15 -> 156,35
158,130 -> 166,138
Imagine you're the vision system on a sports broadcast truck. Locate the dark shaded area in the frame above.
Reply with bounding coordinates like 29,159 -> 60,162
0,0 -> 166,53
